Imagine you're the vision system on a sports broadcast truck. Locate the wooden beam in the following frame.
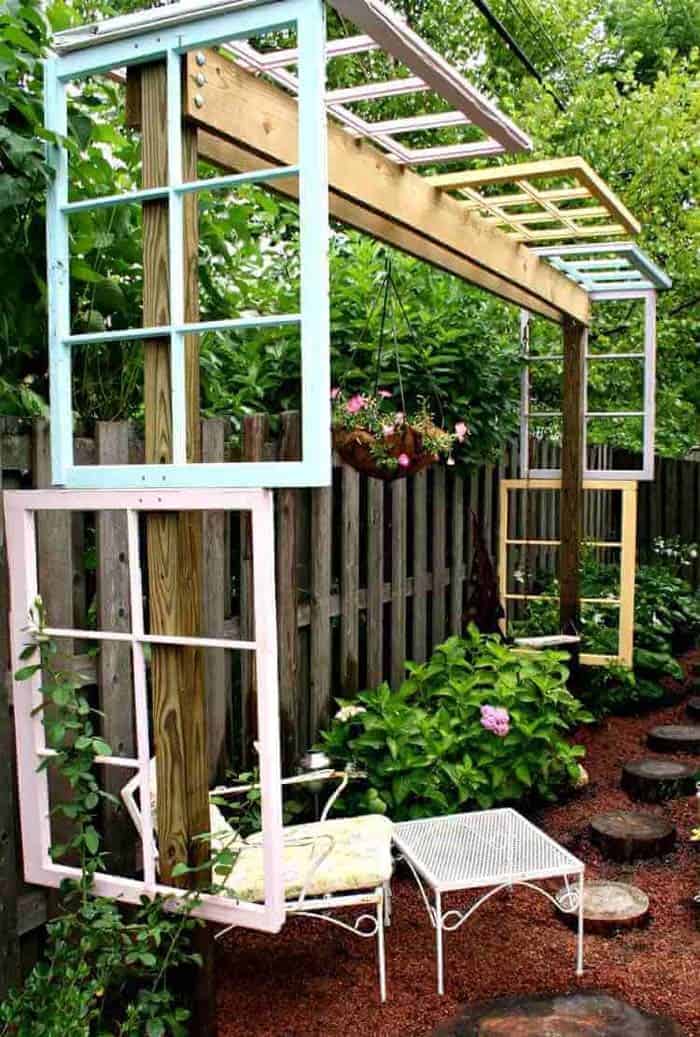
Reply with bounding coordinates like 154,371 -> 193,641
429,156 -> 641,236
141,63 -> 215,1036
559,317 -> 586,635
183,52 -> 589,325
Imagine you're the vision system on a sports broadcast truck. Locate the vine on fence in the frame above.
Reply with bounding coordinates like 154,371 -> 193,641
0,598 -> 201,1037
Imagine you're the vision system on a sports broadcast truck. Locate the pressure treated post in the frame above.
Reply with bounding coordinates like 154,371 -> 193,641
140,62 -> 215,1034
560,316 -> 586,635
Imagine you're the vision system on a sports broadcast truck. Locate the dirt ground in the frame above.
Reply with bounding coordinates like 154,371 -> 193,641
216,663 -> 700,1037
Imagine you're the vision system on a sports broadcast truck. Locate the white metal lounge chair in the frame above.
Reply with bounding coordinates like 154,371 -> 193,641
121,762 -> 392,1001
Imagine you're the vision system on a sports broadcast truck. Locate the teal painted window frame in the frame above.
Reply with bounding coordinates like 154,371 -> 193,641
45,0 -> 330,488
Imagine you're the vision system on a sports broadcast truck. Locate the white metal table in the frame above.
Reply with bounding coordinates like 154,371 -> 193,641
393,808 -> 585,995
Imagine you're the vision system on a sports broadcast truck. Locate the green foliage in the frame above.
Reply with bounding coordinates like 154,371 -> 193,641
321,627 -> 592,820
515,544 -> 700,715
0,599 -> 198,1036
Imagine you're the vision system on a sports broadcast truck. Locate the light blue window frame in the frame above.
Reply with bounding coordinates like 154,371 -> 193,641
45,0 -> 330,488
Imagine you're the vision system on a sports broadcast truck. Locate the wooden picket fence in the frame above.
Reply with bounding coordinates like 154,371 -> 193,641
0,413 -> 697,995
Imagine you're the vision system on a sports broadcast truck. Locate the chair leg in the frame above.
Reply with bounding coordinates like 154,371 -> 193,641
376,887 -> 387,1003
383,878 -> 392,927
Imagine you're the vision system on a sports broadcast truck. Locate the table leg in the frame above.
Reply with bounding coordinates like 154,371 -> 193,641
435,890 -> 444,996
576,871 -> 584,976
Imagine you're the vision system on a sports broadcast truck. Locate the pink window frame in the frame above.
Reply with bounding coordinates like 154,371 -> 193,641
4,487 -> 285,933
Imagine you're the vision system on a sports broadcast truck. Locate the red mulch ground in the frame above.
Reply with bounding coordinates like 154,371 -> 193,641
216,657 -> 700,1037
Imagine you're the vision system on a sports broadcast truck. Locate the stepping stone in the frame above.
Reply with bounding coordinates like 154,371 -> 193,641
647,725 -> 700,754
686,696 -> 700,721
590,810 -> 676,862
621,759 -> 697,802
555,880 -> 649,934
433,992 -> 684,1036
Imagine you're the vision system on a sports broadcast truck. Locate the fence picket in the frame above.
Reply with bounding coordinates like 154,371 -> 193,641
411,471 -> 428,662
432,466 -> 447,646
391,479 -> 407,688
366,479 -> 384,686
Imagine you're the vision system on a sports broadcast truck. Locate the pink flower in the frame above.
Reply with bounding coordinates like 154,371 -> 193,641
378,389 -> 392,399
330,387 -> 341,400
454,421 -> 468,443
397,453 -> 410,468
346,394 -> 366,415
382,424 -> 395,438
394,411 -> 405,425
480,704 -> 510,738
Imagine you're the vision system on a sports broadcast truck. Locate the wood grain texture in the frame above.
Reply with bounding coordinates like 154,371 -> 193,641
240,414 -> 267,762
0,441 -> 20,999
560,318 -> 586,634
449,473 -> 464,635
309,485 -> 332,737
276,412 -> 301,765
185,52 -> 589,325
340,463 -> 360,692
412,471 -> 428,662
202,418 -> 230,783
390,478 -> 407,689
96,421 -> 135,872
366,479 -> 384,686
431,466 -> 447,646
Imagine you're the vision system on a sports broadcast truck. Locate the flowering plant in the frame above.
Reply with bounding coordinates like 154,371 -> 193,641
331,387 -> 467,479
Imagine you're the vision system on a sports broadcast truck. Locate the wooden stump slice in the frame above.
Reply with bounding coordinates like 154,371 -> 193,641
686,696 -> 700,721
555,880 -> 649,934
647,725 -> 700,754
621,759 -> 697,802
433,993 -> 684,1036
590,810 -> 676,862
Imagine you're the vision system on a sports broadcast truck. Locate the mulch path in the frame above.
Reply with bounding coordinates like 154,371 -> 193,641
215,656 -> 700,1037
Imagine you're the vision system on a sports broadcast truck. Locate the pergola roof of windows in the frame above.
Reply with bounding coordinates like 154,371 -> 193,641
54,0 -> 532,167
532,242 -> 671,295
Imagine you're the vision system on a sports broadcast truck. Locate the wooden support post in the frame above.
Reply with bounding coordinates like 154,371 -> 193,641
140,63 -> 214,1034
309,485 -> 332,738
560,317 -> 587,636
0,441 -> 21,1001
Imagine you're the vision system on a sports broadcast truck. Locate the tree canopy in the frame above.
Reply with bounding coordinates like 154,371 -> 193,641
0,0 -> 697,462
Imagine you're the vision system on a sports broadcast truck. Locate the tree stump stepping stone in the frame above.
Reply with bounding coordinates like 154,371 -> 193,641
686,696 -> 700,721
432,992 -> 684,1036
621,759 -> 697,802
647,725 -> 700,754
590,810 -> 676,862
555,881 -> 649,934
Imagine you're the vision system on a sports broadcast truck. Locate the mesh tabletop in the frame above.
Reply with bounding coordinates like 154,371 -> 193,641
393,808 -> 584,893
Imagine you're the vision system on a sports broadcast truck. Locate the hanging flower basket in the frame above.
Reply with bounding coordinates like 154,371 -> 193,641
331,390 -> 467,481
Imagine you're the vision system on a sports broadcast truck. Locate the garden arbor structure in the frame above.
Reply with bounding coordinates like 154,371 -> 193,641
5,0 -> 656,1028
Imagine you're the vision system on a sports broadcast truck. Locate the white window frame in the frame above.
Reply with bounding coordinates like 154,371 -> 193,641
4,487 -> 285,932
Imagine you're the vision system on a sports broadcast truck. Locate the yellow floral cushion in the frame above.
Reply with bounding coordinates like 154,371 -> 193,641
216,815 -> 394,903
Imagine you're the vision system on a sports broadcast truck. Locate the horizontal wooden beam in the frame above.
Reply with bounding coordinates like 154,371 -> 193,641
183,52 -> 589,324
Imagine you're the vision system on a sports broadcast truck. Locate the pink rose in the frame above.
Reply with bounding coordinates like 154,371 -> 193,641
455,421 -> 468,442
378,389 -> 392,398
346,394 -> 366,414
382,424 -> 395,438
397,453 -> 410,468
330,387 -> 341,400
394,411 -> 405,425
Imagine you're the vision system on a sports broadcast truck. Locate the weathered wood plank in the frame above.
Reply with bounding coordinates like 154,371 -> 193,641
0,439 -> 20,999
95,422 -> 135,873
560,318 -> 587,633
390,478 -> 407,688
309,485 -> 332,739
412,471 -> 428,662
366,479 -> 384,686
276,412 -> 300,767
240,415 -> 268,762
202,418 -> 230,782
340,463 -> 360,693
449,473 -> 464,636
431,466 -> 447,646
